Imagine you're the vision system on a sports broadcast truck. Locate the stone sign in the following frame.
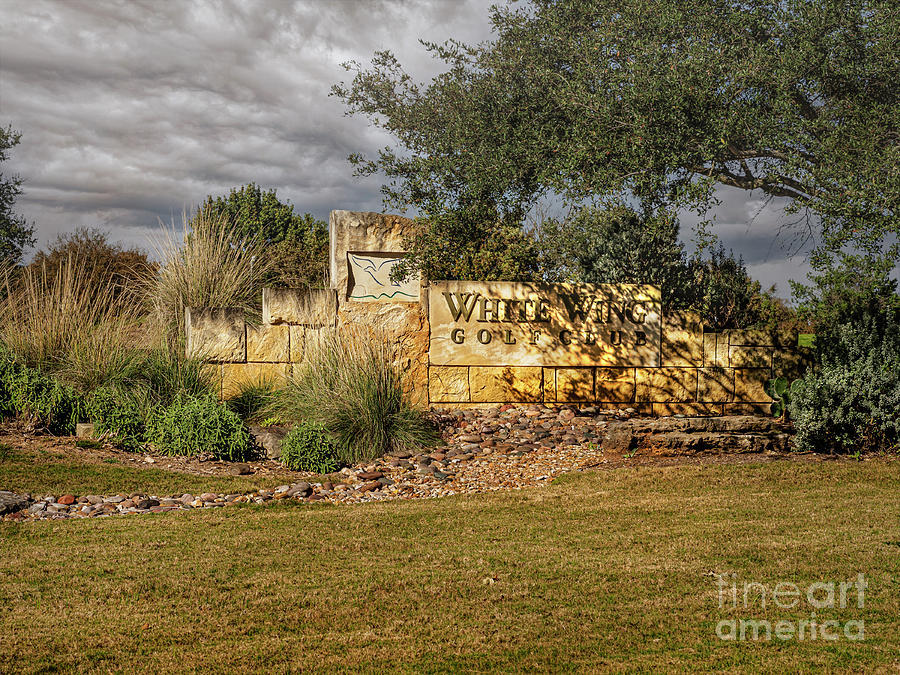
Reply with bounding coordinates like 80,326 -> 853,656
428,281 -> 661,367
347,252 -> 419,301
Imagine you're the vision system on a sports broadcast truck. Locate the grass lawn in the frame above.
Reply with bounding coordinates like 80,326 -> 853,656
1,458 -> 898,673
0,442 -> 301,497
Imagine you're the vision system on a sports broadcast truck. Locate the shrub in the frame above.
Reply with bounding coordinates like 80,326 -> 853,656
275,327 -> 439,464
280,422 -> 339,473
791,304 -> 900,454
87,388 -> 146,451
135,347 -> 216,407
2,358 -> 85,434
146,394 -> 254,461
29,228 -> 152,310
225,379 -> 279,423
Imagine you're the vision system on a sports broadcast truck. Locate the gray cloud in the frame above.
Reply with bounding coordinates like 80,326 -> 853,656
1,0 -> 814,296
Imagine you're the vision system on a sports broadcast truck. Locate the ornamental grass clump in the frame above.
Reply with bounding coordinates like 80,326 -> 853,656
143,210 -> 274,347
276,327 -> 438,465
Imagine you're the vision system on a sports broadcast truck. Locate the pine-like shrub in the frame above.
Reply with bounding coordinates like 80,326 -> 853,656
280,422 -> 339,473
146,394 -> 254,461
88,388 -> 146,451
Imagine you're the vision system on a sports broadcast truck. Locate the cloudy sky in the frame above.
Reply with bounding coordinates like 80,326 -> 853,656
0,0 -> 811,296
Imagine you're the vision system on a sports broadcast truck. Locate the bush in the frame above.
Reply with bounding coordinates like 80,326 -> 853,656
146,394 -> 254,461
280,422 -> 339,473
87,388 -> 146,452
275,327 -> 439,464
0,355 -> 85,434
791,304 -> 900,454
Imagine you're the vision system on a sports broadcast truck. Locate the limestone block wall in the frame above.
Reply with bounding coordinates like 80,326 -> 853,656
186,209 -> 811,416
428,317 -> 813,415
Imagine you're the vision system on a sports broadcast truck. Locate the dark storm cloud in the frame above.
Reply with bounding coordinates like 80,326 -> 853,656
1,0 -> 811,294
0,0 -> 496,250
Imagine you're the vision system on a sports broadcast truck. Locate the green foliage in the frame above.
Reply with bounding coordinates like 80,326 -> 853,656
0,124 -> 37,263
275,327 -> 439,464
87,388 -> 145,452
539,205 -> 693,308
688,244 -> 771,330
791,303 -> 900,454
135,348 -> 216,408
195,183 -> 329,288
146,394 -> 254,462
334,0 -> 900,277
0,353 -> 85,434
764,376 -> 802,420
280,422 -> 340,473
225,379 -> 278,424
393,203 -> 540,282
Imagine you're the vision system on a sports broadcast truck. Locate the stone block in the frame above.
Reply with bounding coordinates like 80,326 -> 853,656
76,423 -> 96,439
702,333 -> 720,367
729,346 -> 772,369
595,367 -> 635,402
263,287 -> 337,326
724,402 -> 772,416
728,329 -> 775,347
636,367 -> 698,403
469,366 -> 543,403
698,366 -> 734,403
429,366 -> 470,403
733,369 -> 772,403
222,363 -> 290,400
661,310 -> 703,367
185,307 -> 245,362
556,368 -> 595,402
289,325 -> 305,362
246,324 -> 290,362
651,403 -> 724,417
542,367 -> 557,403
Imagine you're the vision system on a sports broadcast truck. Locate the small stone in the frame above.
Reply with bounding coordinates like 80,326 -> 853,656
357,471 -> 383,481
180,494 -> 194,504
200,493 -> 218,502
457,434 -> 483,443
358,481 -> 382,493
86,495 -> 103,505
58,495 -> 76,505
105,496 -> 125,504
230,463 -> 252,475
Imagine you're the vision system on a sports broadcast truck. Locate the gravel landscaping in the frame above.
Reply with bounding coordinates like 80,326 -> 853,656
1,405 -> 797,521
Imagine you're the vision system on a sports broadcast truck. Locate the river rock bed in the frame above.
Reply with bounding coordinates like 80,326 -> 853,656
1,405 -> 790,521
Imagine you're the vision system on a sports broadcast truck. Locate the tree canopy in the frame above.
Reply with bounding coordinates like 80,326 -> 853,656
333,0 -> 899,270
0,125 -> 36,263
195,183 -> 329,288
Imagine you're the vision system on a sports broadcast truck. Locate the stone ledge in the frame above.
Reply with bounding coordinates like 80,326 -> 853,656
185,307 -> 246,362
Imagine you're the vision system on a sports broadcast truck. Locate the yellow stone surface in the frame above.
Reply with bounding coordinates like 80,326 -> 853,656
222,363 -> 290,399
728,329 -> 774,347
262,287 -> 337,326
469,366 -> 543,403
289,325 -> 305,362
246,324 -> 289,362
702,333 -> 719,367
729,346 -> 772,369
773,349 -> 812,380
733,369 -> 772,403
428,281 -> 661,368
636,368 -> 698,403
185,307 -> 245,362
595,368 -> 635,402
556,368 -> 595,402
429,366 -> 470,403
698,367 -> 734,403
661,310 -> 703,367
652,403 -> 724,417
725,402 -> 771,415
542,367 -> 557,403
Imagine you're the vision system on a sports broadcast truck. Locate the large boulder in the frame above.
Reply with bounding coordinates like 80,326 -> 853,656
0,491 -> 31,515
